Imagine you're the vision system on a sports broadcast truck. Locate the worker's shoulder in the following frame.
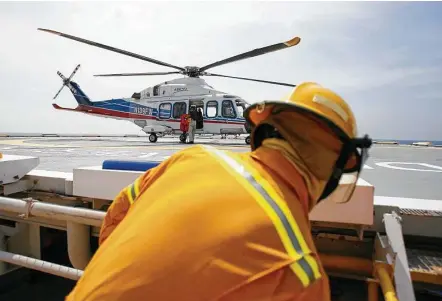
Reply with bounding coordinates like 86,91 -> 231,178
166,144 -> 236,163
162,145 -> 248,175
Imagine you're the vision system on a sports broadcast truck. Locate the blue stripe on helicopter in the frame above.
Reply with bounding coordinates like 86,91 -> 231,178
89,98 -> 245,122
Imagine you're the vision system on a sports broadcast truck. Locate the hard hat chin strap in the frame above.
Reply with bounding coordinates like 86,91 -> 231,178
317,141 -> 353,202
317,135 -> 372,202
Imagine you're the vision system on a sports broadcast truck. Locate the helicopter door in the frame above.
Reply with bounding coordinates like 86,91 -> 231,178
189,99 -> 204,111
189,99 -> 204,130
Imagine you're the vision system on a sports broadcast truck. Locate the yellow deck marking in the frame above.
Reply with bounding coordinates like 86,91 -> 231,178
0,139 -> 78,148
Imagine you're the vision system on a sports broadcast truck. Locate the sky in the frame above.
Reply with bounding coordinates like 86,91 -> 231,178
0,1 -> 441,140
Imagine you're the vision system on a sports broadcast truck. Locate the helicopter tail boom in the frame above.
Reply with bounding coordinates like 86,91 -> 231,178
67,81 -> 93,106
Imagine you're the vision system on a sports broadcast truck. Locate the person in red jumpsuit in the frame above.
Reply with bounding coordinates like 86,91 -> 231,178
179,113 -> 190,143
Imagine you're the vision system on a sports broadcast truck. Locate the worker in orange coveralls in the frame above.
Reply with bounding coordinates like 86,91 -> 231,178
66,82 -> 372,301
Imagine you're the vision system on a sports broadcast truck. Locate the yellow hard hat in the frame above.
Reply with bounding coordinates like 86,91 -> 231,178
243,82 -> 372,204
245,82 -> 357,141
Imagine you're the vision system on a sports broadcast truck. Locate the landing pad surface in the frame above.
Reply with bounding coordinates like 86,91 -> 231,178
1,136 -> 441,200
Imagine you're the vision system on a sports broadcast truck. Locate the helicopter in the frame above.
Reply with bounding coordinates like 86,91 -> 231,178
38,28 -> 300,144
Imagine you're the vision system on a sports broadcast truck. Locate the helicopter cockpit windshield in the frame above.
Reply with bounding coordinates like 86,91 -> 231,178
235,99 -> 249,117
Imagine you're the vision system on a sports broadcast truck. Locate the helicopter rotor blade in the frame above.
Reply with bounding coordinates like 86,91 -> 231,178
37,28 -> 185,72
199,36 -> 301,72
203,72 -> 296,87
94,71 -> 182,77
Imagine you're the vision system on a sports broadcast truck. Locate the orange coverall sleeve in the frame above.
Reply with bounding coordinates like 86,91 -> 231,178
98,168 -> 160,245
98,187 -> 132,246
98,156 -> 181,246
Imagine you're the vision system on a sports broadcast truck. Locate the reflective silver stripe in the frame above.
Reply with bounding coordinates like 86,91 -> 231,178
201,145 -> 319,285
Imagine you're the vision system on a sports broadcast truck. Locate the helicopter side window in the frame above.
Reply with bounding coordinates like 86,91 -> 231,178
131,92 -> 141,100
235,99 -> 248,117
153,85 -> 160,96
159,103 -> 172,119
222,100 -> 236,118
173,102 -> 187,119
206,101 -> 218,118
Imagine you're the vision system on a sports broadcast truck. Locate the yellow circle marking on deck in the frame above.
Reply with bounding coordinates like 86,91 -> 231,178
0,140 -> 25,145
0,139 -> 75,148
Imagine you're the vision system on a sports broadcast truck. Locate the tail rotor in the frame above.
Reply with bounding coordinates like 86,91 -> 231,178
53,64 -> 81,100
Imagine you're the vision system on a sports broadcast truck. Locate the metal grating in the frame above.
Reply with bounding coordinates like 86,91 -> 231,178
407,248 -> 442,274
400,208 -> 442,217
